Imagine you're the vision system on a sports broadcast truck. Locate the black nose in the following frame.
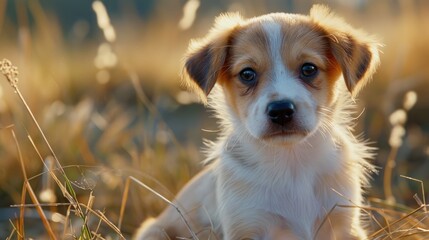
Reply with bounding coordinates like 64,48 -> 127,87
266,100 -> 296,125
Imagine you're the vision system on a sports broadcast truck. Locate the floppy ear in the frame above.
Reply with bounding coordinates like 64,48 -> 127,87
182,13 -> 242,103
310,5 -> 380,96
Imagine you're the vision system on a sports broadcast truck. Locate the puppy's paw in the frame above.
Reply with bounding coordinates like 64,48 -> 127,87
134,218 -> 168,240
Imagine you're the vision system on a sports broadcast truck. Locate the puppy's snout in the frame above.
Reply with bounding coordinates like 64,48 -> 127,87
266,100 -> 296,125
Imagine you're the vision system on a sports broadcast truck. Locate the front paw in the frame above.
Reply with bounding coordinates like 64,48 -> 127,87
134,218 -> 168,240
134,228 -> 168,240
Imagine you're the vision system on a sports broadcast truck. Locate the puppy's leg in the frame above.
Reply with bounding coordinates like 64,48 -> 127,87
134,166 -> 218,240
134,218 -> 168,240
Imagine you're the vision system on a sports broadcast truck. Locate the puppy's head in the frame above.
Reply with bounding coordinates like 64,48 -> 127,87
183,5 -> 379,144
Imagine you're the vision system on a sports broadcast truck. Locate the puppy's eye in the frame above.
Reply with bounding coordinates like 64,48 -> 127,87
239,68 -> 257,83
300,63 -> 318,80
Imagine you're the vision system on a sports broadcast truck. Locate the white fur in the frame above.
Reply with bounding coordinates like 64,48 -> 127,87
214,86 -> 368,239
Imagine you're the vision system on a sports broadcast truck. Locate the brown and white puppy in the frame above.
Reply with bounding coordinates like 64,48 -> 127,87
135,5 -> 379,240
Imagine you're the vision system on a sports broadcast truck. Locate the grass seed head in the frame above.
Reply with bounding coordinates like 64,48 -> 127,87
389,109 -> 407,126
0,59 -> 19,88
403,91 -> 418,110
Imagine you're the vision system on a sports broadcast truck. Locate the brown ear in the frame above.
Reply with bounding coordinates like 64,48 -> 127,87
182,13 -> 242,103
310,5 -> 380,96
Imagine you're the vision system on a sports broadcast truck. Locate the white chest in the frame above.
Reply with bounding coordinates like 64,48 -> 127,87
252,174 -> 323,237
216,139 -> 354,239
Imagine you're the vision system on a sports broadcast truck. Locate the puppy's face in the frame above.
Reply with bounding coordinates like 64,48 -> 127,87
223,17 -> 337,143
184,6 -> 379,144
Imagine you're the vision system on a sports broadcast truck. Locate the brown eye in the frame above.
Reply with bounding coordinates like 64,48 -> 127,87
239,68 -> 257,83
300,63 -> 318,80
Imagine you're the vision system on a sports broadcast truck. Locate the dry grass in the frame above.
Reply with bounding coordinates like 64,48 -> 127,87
1,0 -> 429,239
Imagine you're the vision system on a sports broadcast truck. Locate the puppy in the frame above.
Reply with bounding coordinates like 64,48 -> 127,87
135,5 -> 379,240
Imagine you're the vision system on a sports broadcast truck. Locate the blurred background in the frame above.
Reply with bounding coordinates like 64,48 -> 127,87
0,0 -> 429,238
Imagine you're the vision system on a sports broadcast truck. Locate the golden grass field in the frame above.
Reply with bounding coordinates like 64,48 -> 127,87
1,0 -> 429,239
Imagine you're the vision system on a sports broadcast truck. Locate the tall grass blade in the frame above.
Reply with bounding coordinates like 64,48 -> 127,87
11,128 -> 57,239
